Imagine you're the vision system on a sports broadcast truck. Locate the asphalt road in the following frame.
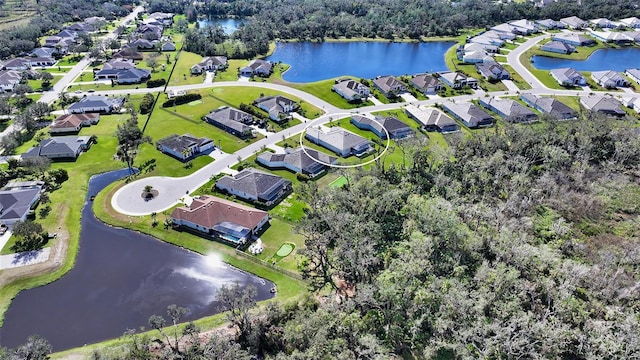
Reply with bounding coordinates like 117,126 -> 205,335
18,26 -> 629,215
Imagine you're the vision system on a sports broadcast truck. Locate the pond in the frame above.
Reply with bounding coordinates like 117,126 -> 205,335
197,18 -> 245,35
266,41 -> 456,83
531,47 -> 640,71
0,169 -> 274,351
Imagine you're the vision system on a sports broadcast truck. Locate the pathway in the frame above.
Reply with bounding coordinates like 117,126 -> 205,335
506,34 -> 550,90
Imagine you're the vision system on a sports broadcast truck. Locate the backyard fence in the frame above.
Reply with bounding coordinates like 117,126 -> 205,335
234,249 -> 304,281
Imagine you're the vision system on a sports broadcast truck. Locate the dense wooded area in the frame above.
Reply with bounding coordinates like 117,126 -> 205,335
173,0 -> 640,58
0,0 -> 130,59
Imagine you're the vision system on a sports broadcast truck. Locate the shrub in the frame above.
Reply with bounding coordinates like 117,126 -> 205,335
162,93 -> 202,107
147,78 -> 166,88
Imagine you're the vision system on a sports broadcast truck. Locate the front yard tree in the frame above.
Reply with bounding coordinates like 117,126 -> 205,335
146,55 -> 159,73
40,72 -> 53,89
11,220 -> 48,253
14,112 -> 38,132
116,115 -> 151,174
28,101 -> 52,120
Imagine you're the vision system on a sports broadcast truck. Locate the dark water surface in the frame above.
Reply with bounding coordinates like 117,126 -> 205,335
266,41 -> 455,82
0,169 -> 274,351
531,48 -> 640,71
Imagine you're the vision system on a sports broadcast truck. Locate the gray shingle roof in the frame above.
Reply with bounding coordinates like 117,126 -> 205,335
0,187 -> 40,224
216,168 -> 289,200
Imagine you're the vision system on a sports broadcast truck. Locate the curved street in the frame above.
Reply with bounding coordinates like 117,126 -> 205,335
45,31 -> 626,216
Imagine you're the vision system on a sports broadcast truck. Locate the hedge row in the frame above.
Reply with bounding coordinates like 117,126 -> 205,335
162,93 -> 202,107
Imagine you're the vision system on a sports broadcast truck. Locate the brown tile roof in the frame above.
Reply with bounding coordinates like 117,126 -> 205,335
170,195 -> 268,230
50,113 -> 99,129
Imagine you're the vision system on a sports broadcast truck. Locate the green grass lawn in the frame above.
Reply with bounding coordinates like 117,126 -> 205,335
169,51 -> 205,86
55,55 -> 83,67
282,77 -> 375,110
145,86 -> 322,154
502,64 -> 532,90
215,59 -> 250,81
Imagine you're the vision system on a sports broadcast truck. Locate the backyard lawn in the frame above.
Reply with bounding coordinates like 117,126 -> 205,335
169,51 -> 205,86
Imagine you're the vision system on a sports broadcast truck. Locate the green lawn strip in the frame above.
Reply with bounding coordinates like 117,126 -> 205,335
215,59 -> 250,81
286,77 -> 374,110
54,55 -> 82,67
270,193 -> 308,223
169,51 -> 205,86
501,64 -> 532,90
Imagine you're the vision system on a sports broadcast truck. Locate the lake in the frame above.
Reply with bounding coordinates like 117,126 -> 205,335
266,41 -> 455,82
197,18 -> 245,35
0,169 -> 274,351
531,48 -> 640,71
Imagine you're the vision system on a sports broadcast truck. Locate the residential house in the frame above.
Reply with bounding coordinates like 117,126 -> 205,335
102,58 -> 136,70
590,18 -> 614,28
461,50 -> 494,64
112,49 -> 144,61
1,58 -> 30,71
441,101 -> 494,128
475,62 -> 510,81
170,195 -> 269,244
580,96 -> 626,117
0,186 -> 42,227
560,16 -> 588,29
541,40 -> 575,54
331,78 -> 370,101
84,16 -> 106,28
404,105 -> 459,133
239,59 -> 272,77
148,12 -> 175,26
351,115 -> 414,140
22,136 -> 93,160
66,22 -> 93,33
621,97 -> 640,113
305,126 -> 373,157
520,94 -> 577,120
535,19 -> 566,30
215,168 -> 291,206
156,134 -> 214,161
95,68 -> 151,84
44,36 -> 62,47
136,24 -> 163,40
56,29 -> 78,40
67,96 -> 124,114
550,68 -> 587,87
625,68 -> 640,84
127,38 -> 155,51
203,106 -> 254,138
619,17 -> 640,29
409,73 -> 443,95
161,42 -> 176,51
372,75 -> 407,98
469,34 -> 506,47
28,57 -> 56,67
29,47 -> 58,59
50,113 -> 100,134
253,95 -> 298,122
439,71 -> 478,89
190,56 -> 228,74
508,19 -> 540,34
551,32 -> 596,46
479,97 -> 538,123
257,147 -> 337,178
591,70 -> 629,88
589,30 -> 633,43
623,30 -> 640,43
0,70 -> 22,93
491,23 -> 522,35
